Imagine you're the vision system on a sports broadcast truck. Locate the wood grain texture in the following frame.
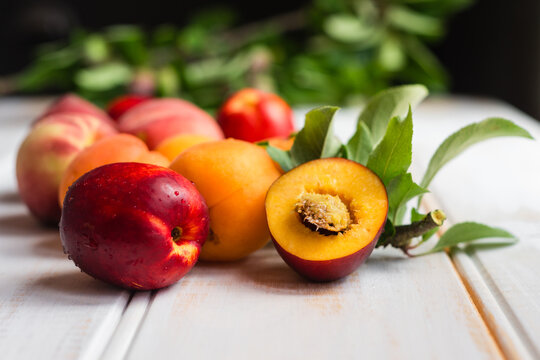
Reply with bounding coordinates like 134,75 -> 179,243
127,244 -> 501,360
411,97 -> 540,359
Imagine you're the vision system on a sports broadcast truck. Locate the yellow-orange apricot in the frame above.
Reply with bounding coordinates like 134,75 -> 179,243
155,134 -> 214,161
58,133 -> 169,206
169,139 -> 281,261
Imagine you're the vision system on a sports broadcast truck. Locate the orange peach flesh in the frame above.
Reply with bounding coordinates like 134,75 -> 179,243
265,158 -> 388,261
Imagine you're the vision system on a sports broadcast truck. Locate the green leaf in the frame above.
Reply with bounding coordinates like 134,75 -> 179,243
106,25 -> 148,66
420,118 -> 534,190
387,173 -> 427,224
83,34 -> 109,63
290,106 -> 342,167
157,66 -> 180,97
74,63 -> 132,91
378,35 -> 406,72
377,219 -> 395,247
358,84 -> 427,144
427,222 -> 517,254
465,240 -> 519,252
366,108 -> 413,185
387,6 -> 444,37
410,207 -> 424,222
323,14 -> 376,43
345,121 -> 373,165
402,35 -> 448,90
266,145 -> 294,173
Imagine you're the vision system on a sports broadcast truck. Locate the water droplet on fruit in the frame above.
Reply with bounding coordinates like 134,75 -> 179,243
87,239 -> 98,250
174,191 -> 179,196
67,255 -> 73,260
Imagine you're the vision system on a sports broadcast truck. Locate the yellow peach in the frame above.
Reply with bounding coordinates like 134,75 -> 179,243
58,133 -> 169,206
155,134 -> 215,161
170,139 -> 280,261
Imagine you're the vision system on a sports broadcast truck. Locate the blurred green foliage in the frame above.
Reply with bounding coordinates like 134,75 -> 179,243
10,0 -> 472,110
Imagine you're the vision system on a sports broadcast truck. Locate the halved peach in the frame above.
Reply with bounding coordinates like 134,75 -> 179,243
265,158 -> 388,281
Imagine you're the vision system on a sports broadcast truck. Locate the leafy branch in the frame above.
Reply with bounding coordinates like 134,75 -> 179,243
3,0 -> 473,109
262,84 -> 533,256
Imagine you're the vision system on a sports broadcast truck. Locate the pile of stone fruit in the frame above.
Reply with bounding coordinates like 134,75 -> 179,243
16,89 -> 387,289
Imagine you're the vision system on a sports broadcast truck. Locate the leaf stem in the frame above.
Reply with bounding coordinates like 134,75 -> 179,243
377,209 -> 446,255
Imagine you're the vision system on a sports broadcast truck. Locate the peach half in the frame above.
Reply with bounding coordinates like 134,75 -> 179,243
265,158 -> 388,281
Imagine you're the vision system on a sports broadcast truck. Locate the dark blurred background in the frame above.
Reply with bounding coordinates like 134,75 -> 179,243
0,0 -> 539,119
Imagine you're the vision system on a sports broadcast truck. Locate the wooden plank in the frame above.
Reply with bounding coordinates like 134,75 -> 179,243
0,96 -> 52,122
101,292 -> 153,360
411,96 -> 540,359
126,105 -> 502,360
127,246 -> 501,360
0,101 -> 131,360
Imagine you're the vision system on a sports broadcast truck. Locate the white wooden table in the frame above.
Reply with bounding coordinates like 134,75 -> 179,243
0,96 -> 539,360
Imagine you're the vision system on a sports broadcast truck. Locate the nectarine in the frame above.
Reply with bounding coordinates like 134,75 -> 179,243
265,158 -> 388,281
107,94 -> 151,120
218,88 -> 294,142
60,163 -> 209,290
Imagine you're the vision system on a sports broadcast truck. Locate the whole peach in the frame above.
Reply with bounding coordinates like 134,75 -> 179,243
37,94 -> 116,129
118,98 -> 224,149
155,134 -> 215,162
170,139 -> 281,261
16,113 -> 117,225
58,133 -> 170,206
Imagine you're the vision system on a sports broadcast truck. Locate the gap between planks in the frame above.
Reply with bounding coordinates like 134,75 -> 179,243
100,291 -> 156,360
421,194 -> 536,360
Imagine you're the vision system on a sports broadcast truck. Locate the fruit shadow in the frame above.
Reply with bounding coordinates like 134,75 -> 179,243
0,191 -> 21,204
32,233 -> 66,258
31,271 -> 127,305
0,212 -> 56,236
233,248 -> 350,295
229,246 -> 409,294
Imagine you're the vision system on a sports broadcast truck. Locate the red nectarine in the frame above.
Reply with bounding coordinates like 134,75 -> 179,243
60,163 -> 209,290
218,88 -> 294,142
